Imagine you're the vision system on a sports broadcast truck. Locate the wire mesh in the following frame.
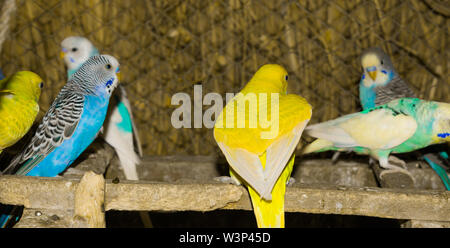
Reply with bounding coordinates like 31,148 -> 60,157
0,0 -> 448,155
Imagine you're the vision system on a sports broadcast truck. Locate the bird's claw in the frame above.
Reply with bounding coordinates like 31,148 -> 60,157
214,176 -> 241,186
388,155 -> 407,169
379,166 -> 416,183
286,177 -> 296,186
331,151 -> 341,164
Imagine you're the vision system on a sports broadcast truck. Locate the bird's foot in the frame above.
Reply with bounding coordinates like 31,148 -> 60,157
379,162 -> 415,183
388,155 -> 407,169
331,151 -> 341,164
214,176 -> 241,186
286,177 -> 296,186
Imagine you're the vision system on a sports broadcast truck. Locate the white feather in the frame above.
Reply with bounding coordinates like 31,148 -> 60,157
103,86 -> 141,180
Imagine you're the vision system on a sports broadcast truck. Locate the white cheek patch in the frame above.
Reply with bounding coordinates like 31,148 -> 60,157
362,69 -> 390,87
374,70 -> 389,85
362,74 -> 374,87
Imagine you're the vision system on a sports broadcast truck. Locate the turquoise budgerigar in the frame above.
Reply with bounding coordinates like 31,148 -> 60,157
0,55 -> 120,227
303,98 -> 450,181
61,36 -> 143,181
359,47 -> 449,188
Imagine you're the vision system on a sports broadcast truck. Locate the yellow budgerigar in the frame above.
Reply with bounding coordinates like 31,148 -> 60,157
0,71 -> 44,154
214,64 -> 312,228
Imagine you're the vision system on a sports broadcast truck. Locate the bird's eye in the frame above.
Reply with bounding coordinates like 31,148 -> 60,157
105,64 -> 112,70
380,60 -> 384,65
71,47 -> 78,52
39,82 -> 44,88
285,75 -> 288,81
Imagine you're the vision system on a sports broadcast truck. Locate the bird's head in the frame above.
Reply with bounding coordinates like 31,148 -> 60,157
61,36 -> 99,75
14,71 -> 44,102
70,54 -> 120,97
251,64 -> 288,94
360,47 -> 395,86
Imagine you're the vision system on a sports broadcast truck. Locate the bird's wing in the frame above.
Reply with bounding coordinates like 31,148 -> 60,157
3,91 -> 85,175
261,120 -> 309,198
117,85 -> 143,157
374,76 -> 416,106
214,94 -> 311,200
306,108 -> 417,150
216,141 -> 266,195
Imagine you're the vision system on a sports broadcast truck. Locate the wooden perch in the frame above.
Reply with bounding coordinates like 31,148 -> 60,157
8,171 -> 106,228
0,174 -> 449,222
72,171 -> 105,228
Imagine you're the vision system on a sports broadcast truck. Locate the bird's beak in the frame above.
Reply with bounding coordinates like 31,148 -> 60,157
368,71 -> 377,81
366,66 -> 377,81
116,72 -> 121,82
60,51 -> 65,59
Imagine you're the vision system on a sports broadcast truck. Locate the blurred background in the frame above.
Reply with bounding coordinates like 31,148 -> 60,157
0,0 -> 447,156
0,0 -> 447,227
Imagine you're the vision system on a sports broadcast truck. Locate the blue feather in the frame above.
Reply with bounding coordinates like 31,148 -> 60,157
359,80 -> 376,109
423,155 -> 450,190
25,94 -> 109,177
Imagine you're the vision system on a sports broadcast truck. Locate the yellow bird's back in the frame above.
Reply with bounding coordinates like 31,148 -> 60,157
214,64 -> 312,227
0,71 -> 43,152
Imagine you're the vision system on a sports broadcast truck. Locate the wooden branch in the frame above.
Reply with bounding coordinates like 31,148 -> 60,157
0,175 -> 449,222
12,171 -> 106,228
223,185 -> 450,222
72,171 -> 105,228
401,219 -> 450,228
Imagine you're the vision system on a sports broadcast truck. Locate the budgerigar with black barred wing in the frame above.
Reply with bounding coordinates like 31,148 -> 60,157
0,55 -> 120,227
61,36 -> 143,181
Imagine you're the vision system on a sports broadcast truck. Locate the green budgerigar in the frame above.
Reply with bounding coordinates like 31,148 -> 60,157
0,71 -> 44,154
303,98 -> 450,179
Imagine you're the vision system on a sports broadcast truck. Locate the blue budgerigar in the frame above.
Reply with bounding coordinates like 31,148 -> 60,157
0,55 -> 120,227
3,54 -> 120,176
359,47 -> 450,188
61,36 -> 143,181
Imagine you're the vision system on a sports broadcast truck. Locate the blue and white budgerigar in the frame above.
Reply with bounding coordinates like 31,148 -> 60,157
61,36 -> 142,180
61,36 -> 99,77
359,47 -> 416,109
359,47 -> 449,188
303,98 -> 450,181
0,55 -> 120,227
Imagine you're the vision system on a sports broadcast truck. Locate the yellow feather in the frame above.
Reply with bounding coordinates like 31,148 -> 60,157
0,71 -> 43,151
214,64 -> 312,228
248,153 -> 295,228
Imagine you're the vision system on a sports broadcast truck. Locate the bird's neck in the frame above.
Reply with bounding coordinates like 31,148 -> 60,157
242,79 -> 286,95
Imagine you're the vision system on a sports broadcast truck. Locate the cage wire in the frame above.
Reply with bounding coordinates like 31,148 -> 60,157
0,0 -> 447,156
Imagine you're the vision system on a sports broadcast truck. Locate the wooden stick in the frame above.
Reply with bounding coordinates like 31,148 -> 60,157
0,174 -> 449,222
72,171 -> 105,228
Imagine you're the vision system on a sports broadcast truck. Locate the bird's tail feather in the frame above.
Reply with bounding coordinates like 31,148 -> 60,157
115,148 -> 140,180
424,153 -> 450,190
247,153 -> 294,228
115,146 -> 153,228
0,205 -> 21,228
302,139 -> 334,154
